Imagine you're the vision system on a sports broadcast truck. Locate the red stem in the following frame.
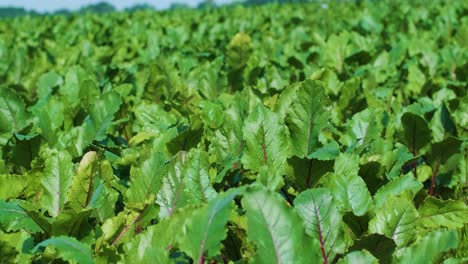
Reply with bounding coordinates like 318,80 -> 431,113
232,142 -> 244,170
198,255 -> 205,264
111,213 -> 142,246
314,203 -> 328,264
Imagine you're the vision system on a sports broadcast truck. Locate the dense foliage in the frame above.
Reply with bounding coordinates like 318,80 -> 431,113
0,0 -> 467,263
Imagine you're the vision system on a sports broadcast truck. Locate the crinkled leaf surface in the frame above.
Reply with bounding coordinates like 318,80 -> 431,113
0,1 -> 466,263
0,200 -> 42,233
373,175 -> 423,209
323,153 -> 373,216
124,209 -> 189,263
32,236 -> 94,264
242,105 -> 289,172
0,88 -> 30,145
368,197 -> 418,248
182,149 -> 217,204
417,197 -> 468,229
126,150 -> 167,207
294,188 -> 349,263
242,185 -> 321,264
68,151 -> 99,212
156,152 -> 189,219
285,80 -> 331,158
86,91 -> 122,142
41,149 -> 74,218
395,229 -> 458,264
156,149 -> 217,219
180,187 -> 244,262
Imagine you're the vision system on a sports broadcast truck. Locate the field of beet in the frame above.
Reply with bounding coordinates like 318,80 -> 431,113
0,0 -> 467,263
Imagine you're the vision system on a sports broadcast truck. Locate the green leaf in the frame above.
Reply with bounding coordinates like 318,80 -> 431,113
166,117 -> 203,154
294,188 -> 349,262
99,209 -> 140,245
185,149 -> 218,203
226,32 -> 252,69
211,97 -> 245,165
285,80 -> 331,158
17,201 -> 53,235
156,149 -> 217,219
242,105 -> 290,173
399,112 -> 431,153
395,229 -> 458,263
385,146 -> 414,180
404,63 -> 426,96
156,152 -> 189,219
86,91 -> 122,142
368,197 -> 418,247
59,66 -> 87,108
68,151 -> 99,212
242,185 -> 321,264
124,207 -> 191,264
51,209 -> 91,237
0,174 -> 28,199
334,152 -> 359,178
0,200 -> 42,233
0,230 -> 32,263
443,258 -> 468,264
86,178 -> 119,221
308,140 -> 340,160
323,153 -> 373,216
418,197 -> 468,229
0,88 -> 31,145
428,137 -> 462,164
180,187 -> 244,262
132,102 -> 178,133
32,97 -> 64,146
287,157 -> 334,191
337,250 -> 378,264
41,149 -> 74,218
126,150 -> 167,207
441,103 -> 457,135
9,134 -> 41,169
198,100 -> 225,129
341,109 -> 381,154
373,175 -> 423,209
37,71 -> 62,99
32,236 -> 94,264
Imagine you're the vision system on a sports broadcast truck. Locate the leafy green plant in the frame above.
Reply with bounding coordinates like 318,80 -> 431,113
0,0 -> 467,263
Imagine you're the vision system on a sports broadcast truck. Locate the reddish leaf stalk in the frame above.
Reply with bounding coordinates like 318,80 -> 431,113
232,142 -> 244,170
168,182 -> 183,217
429,159 -> 441,196
111,212 -> 142,246
314,203 -> 327,264
222,254 -> 228,264
135,221 -> 143,234
198,254 -> 205,264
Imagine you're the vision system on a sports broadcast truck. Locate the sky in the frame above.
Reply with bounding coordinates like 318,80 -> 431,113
0,0 -> 236,12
